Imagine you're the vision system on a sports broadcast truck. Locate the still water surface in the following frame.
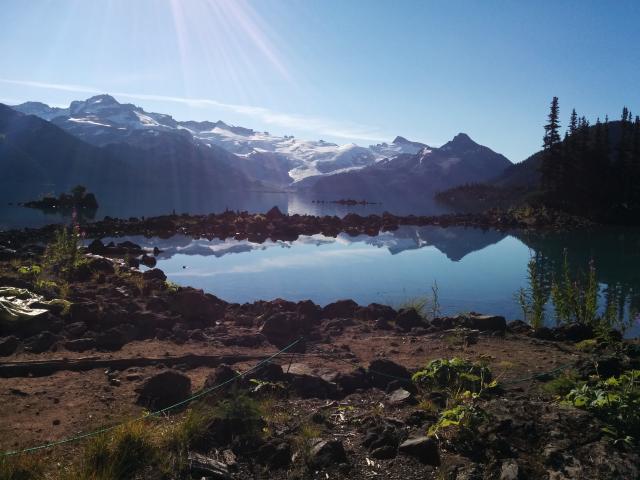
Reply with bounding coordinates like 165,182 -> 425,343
105,225 -> 640,336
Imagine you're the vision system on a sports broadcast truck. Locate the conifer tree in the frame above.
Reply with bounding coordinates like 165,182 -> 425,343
540,97 -> 562,197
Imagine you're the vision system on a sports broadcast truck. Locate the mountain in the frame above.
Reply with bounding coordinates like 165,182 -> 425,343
0,103 -> 254,200
297,132 -> 512,198
13,96 -> 430,188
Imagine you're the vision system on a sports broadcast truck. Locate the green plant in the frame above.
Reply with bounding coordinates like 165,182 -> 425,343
399,281 -> 442,321
516,253 -> 549,329
412,358 -> 496,396
42,226 -> 84,278
0,454 -> 44,480
551,251 -> 599,326
81,421 -> 156,480
564,370 -> 640,444
428,402 -> 487,440
543,370 -> 581,396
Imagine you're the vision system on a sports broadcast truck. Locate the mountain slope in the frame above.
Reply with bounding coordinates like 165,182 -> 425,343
14,96 -> 429,187
0,104 -> 254,199
298,133 -> 512,198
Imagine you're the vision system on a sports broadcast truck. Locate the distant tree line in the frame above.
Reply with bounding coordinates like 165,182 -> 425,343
540,97 -> 640,221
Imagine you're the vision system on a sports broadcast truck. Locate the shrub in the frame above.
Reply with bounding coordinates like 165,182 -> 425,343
543,370 -> 581,396
412,358 -> 495,395
564,370 -> 640,444
42,226 -> 84,279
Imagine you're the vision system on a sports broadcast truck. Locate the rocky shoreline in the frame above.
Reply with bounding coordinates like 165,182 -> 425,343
0,205 -> 591,256
0,215 -> 636,480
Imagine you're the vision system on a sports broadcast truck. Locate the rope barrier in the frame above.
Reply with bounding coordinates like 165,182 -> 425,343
0,337 -> 304,457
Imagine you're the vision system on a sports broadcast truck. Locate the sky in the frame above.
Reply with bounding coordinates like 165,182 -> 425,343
1,0 -> 639,162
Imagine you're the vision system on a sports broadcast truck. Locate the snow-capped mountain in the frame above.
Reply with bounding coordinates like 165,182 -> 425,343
13,95 -> 428,187
301,132 -> 513,198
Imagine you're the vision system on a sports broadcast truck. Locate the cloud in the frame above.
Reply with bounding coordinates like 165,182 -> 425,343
0,77 -> 388,142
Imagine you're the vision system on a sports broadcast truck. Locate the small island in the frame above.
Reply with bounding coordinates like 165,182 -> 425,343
23,185 -> 99,211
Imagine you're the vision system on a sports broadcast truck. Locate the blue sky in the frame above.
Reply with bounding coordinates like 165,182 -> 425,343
1,0 -> 639,162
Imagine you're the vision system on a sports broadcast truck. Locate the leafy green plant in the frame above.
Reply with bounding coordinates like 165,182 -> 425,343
428,403 -> 487,437
412,358 -> 496,396
543,370 -> 581,396
564,370 -> 640,443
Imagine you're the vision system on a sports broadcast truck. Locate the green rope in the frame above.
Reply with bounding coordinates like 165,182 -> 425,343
1,337 -> 304,457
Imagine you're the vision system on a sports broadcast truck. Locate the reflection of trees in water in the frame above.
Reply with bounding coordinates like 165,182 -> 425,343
516,228 -> 640,330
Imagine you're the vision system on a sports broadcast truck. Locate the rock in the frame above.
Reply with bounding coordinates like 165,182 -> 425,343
68,302 -> 101,328
24,331 -> 58,353
256,439 -> 291,468
368,359 -> 411,390
459,313 -> 506,331
187,452 -> 231,480
532,327 -> 554,340
64,321 -> 88,338
246,362 -> 284,383
297,300 -> 322,324
554,323 -> 594,342
395,308 -> 425,331
334,367 -> 369,395
0,336 -> 19,356
387,388 -> 416,406
358,303 -> 397,322
500,459 -> 519,480
86,257 -> 115,274
204,364 -> 237,390
136,370 -> 191,409
287,373 -> 338,399
140,254 -> 157,268
142,268 -> 167,282
323,299 -> 359,319
507,320 -> 531,334
170,288 -> 226,325
64,338 -> 96,352
309,439 -> 348,468
87,239 -> 106,254
398,436 -> 440,466
370,445 -> 397,459
374,317 -> 393,330
221,333 -> 266,348
259,312 -> 306,351
265,206 -> 285,220
95,324 -> 136,351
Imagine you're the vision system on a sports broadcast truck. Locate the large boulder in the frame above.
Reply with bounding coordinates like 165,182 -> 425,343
357,303 -> 397,322
308,439 -> 348,468
286,373 -> 339,399
24,331 -> 59,353
259,312 -> 307,351
95,324 -> 137,351
368,359 -> 411,391
322,299 -> 359,319
136,370 -> 191,409
142,268 -> 167,282
394,308 -> 425,331
334,367 -> 369,395
0,335 -> 19,356
457,313 -> 506,331
169,289 -> 226,326
398,436 -> 440,466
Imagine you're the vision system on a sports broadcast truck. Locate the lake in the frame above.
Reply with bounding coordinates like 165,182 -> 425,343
102,225 -> 640,336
